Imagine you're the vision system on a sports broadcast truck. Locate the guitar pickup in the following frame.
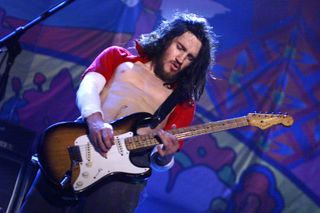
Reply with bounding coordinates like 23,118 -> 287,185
68,146 -> 82,164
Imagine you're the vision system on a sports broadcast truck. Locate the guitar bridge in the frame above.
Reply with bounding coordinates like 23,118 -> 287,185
68,146 -> 82,164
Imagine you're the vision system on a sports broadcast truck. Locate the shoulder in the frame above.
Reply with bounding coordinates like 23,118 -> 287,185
100,46 -> 133,59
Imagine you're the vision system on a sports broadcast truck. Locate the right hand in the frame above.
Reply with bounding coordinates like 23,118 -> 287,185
85,112 -> 114,157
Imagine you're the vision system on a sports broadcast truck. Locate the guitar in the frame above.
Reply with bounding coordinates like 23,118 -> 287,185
37,112 -> 293,193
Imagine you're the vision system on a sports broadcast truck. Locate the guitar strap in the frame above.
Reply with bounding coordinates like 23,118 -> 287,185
148,88 -> 180,129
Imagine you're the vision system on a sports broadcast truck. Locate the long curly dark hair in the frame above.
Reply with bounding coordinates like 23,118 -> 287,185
138,12 -> 218,102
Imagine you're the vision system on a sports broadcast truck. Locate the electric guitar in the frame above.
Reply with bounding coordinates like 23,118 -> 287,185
37,112 -> 294,193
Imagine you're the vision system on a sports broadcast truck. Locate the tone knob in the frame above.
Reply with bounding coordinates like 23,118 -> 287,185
82,172 -> 89,178
76,181 -> 83,187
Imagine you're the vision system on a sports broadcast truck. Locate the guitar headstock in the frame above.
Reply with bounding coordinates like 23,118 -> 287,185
247,113 -> 294,130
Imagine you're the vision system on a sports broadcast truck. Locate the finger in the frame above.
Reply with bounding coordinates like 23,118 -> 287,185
158,130 -> 169,147
157,145 -> 165,156
97,133 -> 109,153
101,124 -> 114,146
102,129 -> 114,149
106,128 -> 115,145
100,152 -> 108,158
89,133 -> 101,151
165,139 -> 179,155
157,134 -> 174,156
88,128 -> 110,156
96,133 -> 109,158
163,131 -> 178,147
90,136 -> 108,154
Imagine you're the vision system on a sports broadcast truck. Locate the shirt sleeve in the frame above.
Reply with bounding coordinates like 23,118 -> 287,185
76,72 -> 106,118
82,46 -> 133,81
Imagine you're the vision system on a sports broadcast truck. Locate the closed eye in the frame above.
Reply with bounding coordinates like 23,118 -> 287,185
177,43 -> 184,51
177,42 -> 195,62
187,55 -> 194,62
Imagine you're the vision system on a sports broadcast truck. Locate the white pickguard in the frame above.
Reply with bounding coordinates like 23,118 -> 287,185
73,132 -> 149,192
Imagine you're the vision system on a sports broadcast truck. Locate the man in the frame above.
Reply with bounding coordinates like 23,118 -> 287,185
20,12 -> 217,212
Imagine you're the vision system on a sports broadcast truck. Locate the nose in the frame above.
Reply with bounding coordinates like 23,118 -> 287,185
176,53 -> 186,64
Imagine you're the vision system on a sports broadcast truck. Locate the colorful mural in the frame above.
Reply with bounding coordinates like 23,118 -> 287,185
0,0 -> 319,212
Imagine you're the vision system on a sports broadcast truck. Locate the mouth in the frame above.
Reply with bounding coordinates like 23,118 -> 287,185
170,61 -> 180,72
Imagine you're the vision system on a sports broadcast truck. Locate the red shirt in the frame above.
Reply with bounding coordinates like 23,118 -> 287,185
83,46 -> 195,148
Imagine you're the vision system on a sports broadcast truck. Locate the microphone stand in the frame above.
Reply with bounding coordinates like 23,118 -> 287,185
0,0 -> 75,102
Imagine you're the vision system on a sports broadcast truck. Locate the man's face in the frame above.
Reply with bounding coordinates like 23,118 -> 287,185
154,31 -> 202,83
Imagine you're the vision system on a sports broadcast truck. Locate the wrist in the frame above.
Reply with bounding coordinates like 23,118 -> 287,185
85,112 -> 103,122
154,153 -> 173,166
150,150 -> 175,172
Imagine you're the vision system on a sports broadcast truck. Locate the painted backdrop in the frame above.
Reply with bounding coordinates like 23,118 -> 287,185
0,0 -> 319,212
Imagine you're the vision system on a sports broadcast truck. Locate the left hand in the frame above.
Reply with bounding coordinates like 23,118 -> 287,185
156,128 -> 179,157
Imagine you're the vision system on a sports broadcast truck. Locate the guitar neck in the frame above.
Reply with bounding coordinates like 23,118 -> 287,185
125,116 -> 249,151
172,116 -> 248,139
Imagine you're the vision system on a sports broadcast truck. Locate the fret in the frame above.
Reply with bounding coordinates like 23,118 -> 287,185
124,112 -> 294,151
125,116 -> 249,151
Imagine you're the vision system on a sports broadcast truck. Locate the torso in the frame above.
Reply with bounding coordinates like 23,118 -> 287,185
100,61 -> 173,127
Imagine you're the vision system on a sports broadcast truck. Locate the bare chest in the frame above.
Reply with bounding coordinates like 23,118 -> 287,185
100,62 -> 172,121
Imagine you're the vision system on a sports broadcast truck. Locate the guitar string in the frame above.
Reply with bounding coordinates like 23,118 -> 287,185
47,115 -> 289,157
53,118 -> 249,154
